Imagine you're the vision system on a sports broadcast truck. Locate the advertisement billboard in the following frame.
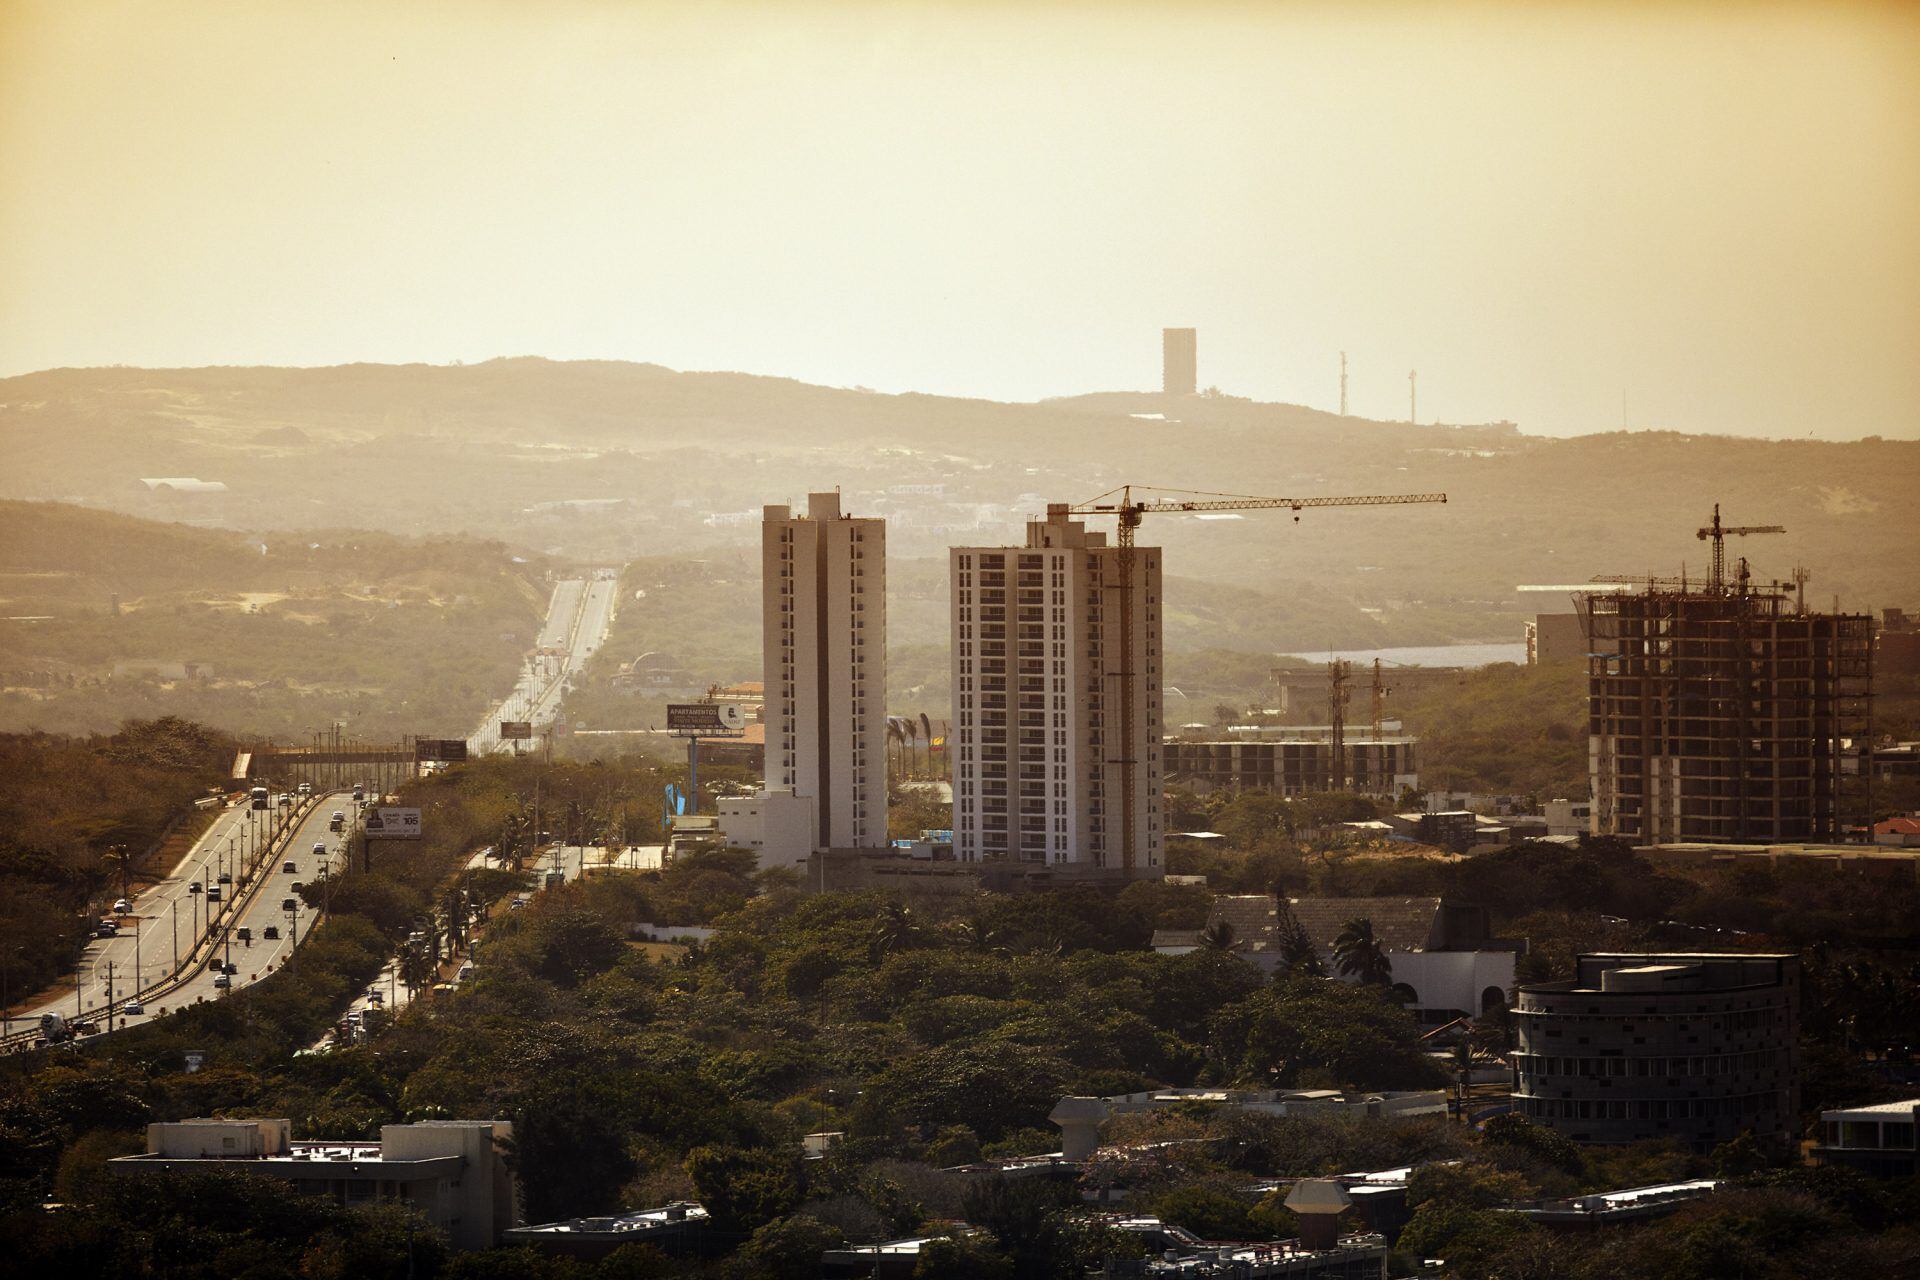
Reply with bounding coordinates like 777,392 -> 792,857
500,721 -> 534,741
363,807 -> 422,840
415,738 -> 469,762
666,703 -> 747,737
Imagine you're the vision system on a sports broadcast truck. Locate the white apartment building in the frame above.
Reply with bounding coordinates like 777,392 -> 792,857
950,508 -> 1164,877
762,493 -> 887,850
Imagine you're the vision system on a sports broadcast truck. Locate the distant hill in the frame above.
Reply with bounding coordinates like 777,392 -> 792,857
3,359 -> 1914,644
0,501 -> 548,739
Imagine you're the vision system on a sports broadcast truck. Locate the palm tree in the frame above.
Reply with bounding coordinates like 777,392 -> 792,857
948,912 -> 1003,953
868,902 -> 922,961
103,843 -> 136,903
399,941 -> 437,995
1332,917 -> 1393,986
1198,921 -> 1238,952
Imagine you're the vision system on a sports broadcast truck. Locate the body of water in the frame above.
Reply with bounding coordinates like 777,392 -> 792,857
1277,642 -> 1529,669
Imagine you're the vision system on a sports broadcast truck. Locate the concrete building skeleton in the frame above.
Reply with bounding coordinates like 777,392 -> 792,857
1584,580 -> 1872,843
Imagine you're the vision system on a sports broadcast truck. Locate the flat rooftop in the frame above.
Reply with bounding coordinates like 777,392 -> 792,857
508,1203 -> 709,1236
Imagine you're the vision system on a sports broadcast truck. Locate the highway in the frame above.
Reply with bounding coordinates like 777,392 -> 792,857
155,799 -> 348,1014
6,793 -> 350,1042
468,571 -> 620,755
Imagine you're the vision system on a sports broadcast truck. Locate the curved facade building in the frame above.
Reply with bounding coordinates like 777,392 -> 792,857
1512,953 -> 1799,1149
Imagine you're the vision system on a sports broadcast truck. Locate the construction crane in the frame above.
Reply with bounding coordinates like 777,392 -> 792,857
1052,484 -> 1448,874
1327,659 -> 1352,792
1697,504 -> 1784,594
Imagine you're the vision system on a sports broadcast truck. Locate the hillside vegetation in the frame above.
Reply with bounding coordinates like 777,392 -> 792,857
4,360 -> 1913,650
0,502 -> 549,739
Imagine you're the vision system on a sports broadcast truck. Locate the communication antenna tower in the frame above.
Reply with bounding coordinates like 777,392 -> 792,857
1339,352 -> 1348,416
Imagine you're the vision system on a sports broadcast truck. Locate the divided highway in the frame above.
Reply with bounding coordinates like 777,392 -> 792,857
4,794 -> 351,1047
469,571 -> 619,755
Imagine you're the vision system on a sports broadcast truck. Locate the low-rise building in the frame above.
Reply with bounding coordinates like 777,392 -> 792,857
1813,1099 -> 1920,1177
1511,953 -> 1800,1150
1099,1209 -> 1388,1279
1873,816 -> 1920,848
1542,798 -> 1592,838
1051,1089 -> 1448,1160
1154,895 -> 1518,1022
716,787 -> 816,870
113,1119 -> 517,1250
1498,1180 -> 1722,1228
504,1202 -> 714,1260
1163,733 -> 1418,799
1640,840 -> 1920,882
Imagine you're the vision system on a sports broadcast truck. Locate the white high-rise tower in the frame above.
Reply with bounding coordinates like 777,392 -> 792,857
762,493 -> 888,850
949,508 -> 1163,877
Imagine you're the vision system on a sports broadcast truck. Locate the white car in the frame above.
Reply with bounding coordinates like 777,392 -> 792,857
113,898 -> 131,914
213,974 -> 232,989
123,1000 -> 144,1016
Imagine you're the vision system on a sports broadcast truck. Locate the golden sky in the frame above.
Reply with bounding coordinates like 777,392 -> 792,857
3,1 -> 1917,437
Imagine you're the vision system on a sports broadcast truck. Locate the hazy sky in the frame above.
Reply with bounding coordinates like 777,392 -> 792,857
3,1 -> 1917,438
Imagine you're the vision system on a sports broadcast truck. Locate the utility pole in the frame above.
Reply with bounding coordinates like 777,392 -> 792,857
1408,369 -> 1418,424
1339,352 -> 1348,416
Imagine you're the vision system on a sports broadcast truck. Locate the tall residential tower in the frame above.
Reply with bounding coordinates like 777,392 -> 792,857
950,508 -> 1163,878
762,493 -> 887,849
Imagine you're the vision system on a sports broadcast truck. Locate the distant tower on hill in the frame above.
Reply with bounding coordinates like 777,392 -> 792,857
1162,328 -> 1197,397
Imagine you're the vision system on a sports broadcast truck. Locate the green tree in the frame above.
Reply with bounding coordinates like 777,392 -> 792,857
727,1214 -> 846,1280
1332,917 -> 1393,986
685,1145 -> 801,1235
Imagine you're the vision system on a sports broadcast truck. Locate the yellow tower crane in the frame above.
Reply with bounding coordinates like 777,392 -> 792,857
1051,484 -> 1448,874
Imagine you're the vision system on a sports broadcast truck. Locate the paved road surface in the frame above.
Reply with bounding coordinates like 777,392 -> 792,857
468,573 -> 620,755
149,799 -> 350,1018
5,796 -> 338,1038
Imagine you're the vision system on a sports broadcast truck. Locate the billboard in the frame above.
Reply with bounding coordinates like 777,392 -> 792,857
363,807 -> 422,840
500,721 -> 534,741
667,703 -> 747,737
415,738 -> 469,762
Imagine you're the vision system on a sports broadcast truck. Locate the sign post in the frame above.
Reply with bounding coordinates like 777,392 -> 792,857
666,704 -> 746,815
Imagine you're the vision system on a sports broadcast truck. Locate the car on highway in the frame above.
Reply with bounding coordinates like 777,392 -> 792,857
96,920 -> 119,937
298,782 -> 312,796
223,961 -> 239,975
113,898 -> 131,914
206,885 -> 222,902
353,784 -> 365,801
218,872 -> 233,885
330,811 -> 345,830
237,927 -> 252,943
283,860 -> 298,873
213,975 -> 231,989
278,792 -> 293,808
263,925 -> 280,939
367,989 -> 384,1005
122,1000 -> 144,1016
312,842 -> 326,856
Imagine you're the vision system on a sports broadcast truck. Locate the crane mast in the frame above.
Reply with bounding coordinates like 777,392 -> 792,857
1697,504 -> 1784,594
1056,484 -> 1447,874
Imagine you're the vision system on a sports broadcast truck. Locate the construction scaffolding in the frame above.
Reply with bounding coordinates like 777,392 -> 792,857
1584,579 -> 1873,843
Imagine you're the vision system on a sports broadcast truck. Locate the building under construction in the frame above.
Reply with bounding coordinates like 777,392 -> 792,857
1584,513 -> 1872,843
1163,732 -> 1418,798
